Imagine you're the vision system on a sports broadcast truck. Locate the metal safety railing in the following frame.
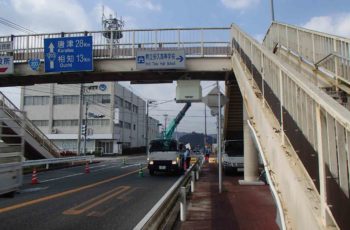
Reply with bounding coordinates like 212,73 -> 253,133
232,23 -> 350,229
134,157 -> 204,230
0,27 -> 231,62
0,91 -> 61,157
263,22 -> 350,86
22,155 -> 94,169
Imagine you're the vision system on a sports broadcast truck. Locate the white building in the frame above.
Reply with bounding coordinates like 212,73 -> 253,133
21,82 -> 160,154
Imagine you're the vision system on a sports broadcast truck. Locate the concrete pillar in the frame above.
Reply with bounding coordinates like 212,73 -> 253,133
239,103 -> 264,185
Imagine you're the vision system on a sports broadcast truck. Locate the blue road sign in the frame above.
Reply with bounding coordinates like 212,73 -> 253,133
136,50 -> 186,70
44,36 -> 93,73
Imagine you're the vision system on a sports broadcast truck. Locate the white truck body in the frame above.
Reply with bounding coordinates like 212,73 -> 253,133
222,139 -> 244,173
0,144 -> 23,196
147,139 -> 184,175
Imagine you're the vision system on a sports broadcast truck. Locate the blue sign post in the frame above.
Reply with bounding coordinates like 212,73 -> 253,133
44,36 -> 93,73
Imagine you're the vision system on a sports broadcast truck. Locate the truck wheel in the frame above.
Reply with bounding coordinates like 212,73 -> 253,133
4,191 -> 15,198
149,169 -> 155,176
223,167 -> 229,175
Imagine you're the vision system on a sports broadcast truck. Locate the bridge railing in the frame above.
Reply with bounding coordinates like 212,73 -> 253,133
0,27 -> 231,62
263,21 -> 350,86
232,23 -> 350,229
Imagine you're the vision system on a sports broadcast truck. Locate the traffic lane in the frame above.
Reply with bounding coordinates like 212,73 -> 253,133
0,160 -> 145,209
22,155 -> 147,183
0,170 -> 180,230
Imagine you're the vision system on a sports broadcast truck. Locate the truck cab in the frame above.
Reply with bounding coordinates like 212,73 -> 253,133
222,139 -> 244,174
147,139 -> 184,175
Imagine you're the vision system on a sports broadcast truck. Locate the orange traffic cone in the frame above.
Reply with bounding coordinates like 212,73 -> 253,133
31,168 -> 39,185
85,162 -> 90,174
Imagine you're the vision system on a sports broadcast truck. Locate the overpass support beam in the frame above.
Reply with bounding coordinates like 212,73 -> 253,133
239,103 -> 264,185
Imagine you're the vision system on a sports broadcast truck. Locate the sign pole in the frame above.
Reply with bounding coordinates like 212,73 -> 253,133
217,81 -> 222,194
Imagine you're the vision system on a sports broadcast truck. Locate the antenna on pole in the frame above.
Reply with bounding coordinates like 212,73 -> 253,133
101,5 -> 125,44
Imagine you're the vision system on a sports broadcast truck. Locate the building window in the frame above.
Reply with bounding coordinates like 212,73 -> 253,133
53,120 -> 78,127
124,122 -> 131,129
24,96 -> 49,106
32,120 -> 49,126
54,95 -> 79,105
117,97 -> 124,107
101,95 -> 110,104
124,101 -> 132,110
132,105 -> 138,113
87,119 -> 110,126
84,95 -> 110,104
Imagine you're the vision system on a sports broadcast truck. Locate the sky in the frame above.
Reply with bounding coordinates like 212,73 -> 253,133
0,0 -> 350,134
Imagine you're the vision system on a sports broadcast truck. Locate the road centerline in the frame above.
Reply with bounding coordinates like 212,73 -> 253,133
63,186 -> 130,215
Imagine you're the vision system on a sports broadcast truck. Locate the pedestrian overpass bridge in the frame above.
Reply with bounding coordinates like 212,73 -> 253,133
1,22 -> 350,229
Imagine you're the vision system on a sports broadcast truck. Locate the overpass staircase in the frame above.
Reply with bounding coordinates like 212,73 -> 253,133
228,23 -> 350,229
0,92 -> 60,159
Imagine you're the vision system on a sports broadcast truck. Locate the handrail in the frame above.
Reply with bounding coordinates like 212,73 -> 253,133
0,27 -> 231,62
134,158 -> 203,229
0,27 -> 230,38
0,91 -> 61,157
263,21 -> 350,84
275,43 -> 350,93
22,156 -> 94,167
265,21 -> 350,44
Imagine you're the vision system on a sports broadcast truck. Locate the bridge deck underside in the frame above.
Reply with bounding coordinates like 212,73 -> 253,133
0,71 -> 232,87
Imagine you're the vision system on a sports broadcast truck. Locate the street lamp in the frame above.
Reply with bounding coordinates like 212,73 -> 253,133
146,100 -> 156,158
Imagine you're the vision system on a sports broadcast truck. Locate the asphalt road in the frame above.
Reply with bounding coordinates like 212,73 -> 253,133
0,156 -> 180,230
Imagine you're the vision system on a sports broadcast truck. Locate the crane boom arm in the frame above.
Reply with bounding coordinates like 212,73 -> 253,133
163,102 -> 191,139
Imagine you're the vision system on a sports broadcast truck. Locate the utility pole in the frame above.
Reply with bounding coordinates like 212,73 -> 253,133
77,84 -> 84,155
83,102 -> 88,155
270,0 -> 275,21
163,114 -> 168,132
145,100 -> 155,158
217,81 -> 222,194
145,100 -> 149,158
204,103 -> 207,147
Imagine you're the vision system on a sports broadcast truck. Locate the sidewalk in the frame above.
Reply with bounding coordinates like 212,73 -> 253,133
176,161 -> 279,230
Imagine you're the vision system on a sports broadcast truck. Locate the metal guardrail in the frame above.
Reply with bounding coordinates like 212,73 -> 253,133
22,155 -> 94,168
272,43 -> 350,113
0,27 -> 231,62
134,157 -> 204,230
263,21 -> 350,86
232,23 -> 350,228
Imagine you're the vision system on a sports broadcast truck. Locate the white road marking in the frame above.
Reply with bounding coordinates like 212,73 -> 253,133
33,161 -> 144,183
40,173 -> 84,183
121,163 -> 146,169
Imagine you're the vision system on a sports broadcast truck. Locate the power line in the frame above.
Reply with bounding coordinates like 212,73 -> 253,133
0,17 -> 36,34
